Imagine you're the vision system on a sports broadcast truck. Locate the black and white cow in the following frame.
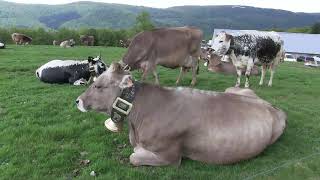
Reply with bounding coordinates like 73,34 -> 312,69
36,56 -> 107,85
212,31 -> 284,88
0,42 -> 5,49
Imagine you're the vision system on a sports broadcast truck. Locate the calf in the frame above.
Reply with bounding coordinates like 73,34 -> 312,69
11,33 -> 32,45
76,63 -> 286,166
36,56 -> 106,85
60,39 -> 75,48
121,27 -> 203,86
212,31 -> 283,87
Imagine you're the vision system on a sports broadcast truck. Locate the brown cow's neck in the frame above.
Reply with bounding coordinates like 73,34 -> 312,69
127,83 -> 172,125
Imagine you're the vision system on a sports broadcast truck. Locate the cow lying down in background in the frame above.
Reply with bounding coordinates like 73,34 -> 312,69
36,56 -> 107,85
207,53 -> 260,76
0,42 -> 5,49
76,63 -> 286,166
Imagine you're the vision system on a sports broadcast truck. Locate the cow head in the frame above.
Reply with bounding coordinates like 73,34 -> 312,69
69,39 -> 76,47
212,32 -> 234,56
88,56 -> 107,76
76,62 -> 133,114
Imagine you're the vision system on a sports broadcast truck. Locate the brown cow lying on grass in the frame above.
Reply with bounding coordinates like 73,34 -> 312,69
208,53 -> 260,76
76,63 -> 286,167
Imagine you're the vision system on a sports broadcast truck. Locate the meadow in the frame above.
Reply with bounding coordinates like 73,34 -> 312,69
0,45 -> 320,179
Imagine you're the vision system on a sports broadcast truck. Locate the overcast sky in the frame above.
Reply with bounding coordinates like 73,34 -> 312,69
4,0 -> 320,13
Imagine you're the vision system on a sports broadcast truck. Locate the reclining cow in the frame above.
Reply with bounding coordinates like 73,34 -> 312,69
80,35 -> 95,46
121,26 -> 203,86
212,31 -> 284,87
0,42 -> 5,49
60,39 -> 75,48
36,56 -> 107,85
208,53 -> 260,76
76,62 -> 286,166
11,33 -> 32,45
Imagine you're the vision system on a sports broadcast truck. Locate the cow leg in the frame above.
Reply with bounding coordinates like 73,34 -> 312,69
268,64 -> 275,87
244,59 -> 254,88
73,78 -> 87,86
259,64 -> 267,86
190,58 -> 198,86
152,69 -> 160,85
235,66 -> 242,88
130,146 -> 181,166
176,67 -> 187,86
140,65 -> 149,82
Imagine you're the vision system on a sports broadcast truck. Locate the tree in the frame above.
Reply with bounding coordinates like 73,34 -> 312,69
134,11 -> 155,33
310,22 -> 320,34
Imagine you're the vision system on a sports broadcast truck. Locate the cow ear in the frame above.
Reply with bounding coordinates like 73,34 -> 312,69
109,63 -> 122,73
88,56 -> 93,62
119,75 -> 133,89
225,34 -> 234,46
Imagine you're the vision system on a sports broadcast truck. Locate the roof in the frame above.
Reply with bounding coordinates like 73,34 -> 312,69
212,29 -> 320,55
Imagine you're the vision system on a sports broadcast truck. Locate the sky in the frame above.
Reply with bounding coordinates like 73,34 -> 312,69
4,0 -> 320,13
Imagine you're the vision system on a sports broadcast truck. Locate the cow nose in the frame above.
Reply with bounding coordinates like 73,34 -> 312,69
76,99 -> 80,104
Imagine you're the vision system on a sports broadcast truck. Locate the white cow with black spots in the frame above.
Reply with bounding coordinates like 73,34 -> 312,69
212,31 -> 284,88
36,56 -> 107,85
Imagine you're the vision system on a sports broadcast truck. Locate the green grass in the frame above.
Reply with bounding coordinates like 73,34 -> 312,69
0,45 -> 320,180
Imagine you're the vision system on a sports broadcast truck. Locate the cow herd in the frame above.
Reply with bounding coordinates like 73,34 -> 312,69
74,27 -> 286,167
8,26 -> 288,167
9,32 -> 94,48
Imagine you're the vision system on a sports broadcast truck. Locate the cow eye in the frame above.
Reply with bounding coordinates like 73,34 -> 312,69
219,41 -> 223,43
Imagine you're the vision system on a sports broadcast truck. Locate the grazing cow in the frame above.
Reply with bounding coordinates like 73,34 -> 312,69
0,42 -> 5,49
212,31 -> 283,87
11,33 -> 32,45
121,27 -> 203,86
208,53 -> 260,76
36,56 -> 107,85
80,35 -> 95,46
60,39 -> 75,48
76,63 -> 286,166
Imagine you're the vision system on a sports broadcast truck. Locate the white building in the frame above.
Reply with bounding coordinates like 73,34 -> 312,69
212,29 -> 320,58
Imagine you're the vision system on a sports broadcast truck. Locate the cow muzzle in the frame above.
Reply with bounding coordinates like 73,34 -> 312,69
76,98 -> 87,112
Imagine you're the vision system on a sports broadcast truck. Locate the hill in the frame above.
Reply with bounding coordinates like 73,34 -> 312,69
0,1 -> 320,35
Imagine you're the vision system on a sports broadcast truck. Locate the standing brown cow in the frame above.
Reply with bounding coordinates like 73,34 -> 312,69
11,33 -> 32,45
121,27 -> 203,86
80,35 -> 94,46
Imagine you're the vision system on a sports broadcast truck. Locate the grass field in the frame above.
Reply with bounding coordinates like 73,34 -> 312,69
0,45 -> 320,180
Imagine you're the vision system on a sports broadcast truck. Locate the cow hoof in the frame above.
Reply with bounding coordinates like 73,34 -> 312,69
104,118 -> 122,133
268,84 -> 272,87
